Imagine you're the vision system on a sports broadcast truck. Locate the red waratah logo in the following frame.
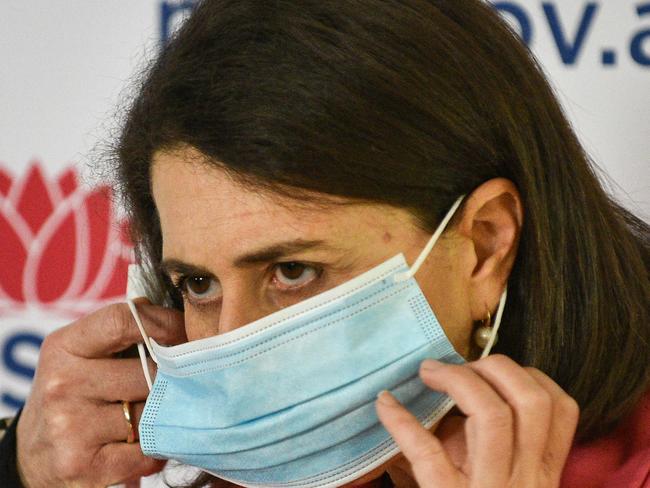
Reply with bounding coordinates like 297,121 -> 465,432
0,162 -> 133,317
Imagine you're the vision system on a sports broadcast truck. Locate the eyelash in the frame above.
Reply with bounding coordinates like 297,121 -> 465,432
169,276 -> 189,301
169,262 -> 323,305
170,275 -> 218,302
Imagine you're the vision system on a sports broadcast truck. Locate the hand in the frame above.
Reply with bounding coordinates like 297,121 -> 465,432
16,299 -> 186,488
376,355 -> 579,488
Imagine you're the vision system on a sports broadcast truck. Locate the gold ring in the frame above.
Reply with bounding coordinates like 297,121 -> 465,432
122,400 -> 136,444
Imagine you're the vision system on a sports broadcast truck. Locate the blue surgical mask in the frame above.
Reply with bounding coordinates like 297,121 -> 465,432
127,195 -> 507,488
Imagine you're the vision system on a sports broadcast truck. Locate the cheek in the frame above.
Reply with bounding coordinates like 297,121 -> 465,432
418,251 -> 473,358
184,306 -> 221,342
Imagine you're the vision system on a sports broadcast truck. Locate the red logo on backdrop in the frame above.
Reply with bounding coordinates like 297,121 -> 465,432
0,162 -> 133,317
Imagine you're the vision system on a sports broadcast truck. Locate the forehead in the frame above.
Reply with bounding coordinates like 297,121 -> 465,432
150,147 -> 414,261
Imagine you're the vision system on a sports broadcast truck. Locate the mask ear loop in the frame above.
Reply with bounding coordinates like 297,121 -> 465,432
394,195 -> 466,283
126,300 -> 157,391
390,196 -> 508,357
126,264 -> 158,392
479,287 -> 507,358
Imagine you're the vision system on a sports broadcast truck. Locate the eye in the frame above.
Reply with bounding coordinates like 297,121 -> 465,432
180,276 -> 221,301
273,262 -> 318,289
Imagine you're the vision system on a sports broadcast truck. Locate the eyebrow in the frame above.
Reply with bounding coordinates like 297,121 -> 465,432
160,239 -> 334,277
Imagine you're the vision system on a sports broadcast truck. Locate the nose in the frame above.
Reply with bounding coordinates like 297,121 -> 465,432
218,292 -> 269,334
186,283 -> 272,341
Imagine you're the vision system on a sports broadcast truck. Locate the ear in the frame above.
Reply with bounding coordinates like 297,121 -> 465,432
454,178 -> 524,320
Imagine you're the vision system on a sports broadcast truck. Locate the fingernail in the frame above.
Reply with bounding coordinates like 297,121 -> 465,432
377,390 -> 400,406
420,359 -> 442,372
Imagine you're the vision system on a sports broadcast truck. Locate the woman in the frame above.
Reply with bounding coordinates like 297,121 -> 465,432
4,0 -> 649,487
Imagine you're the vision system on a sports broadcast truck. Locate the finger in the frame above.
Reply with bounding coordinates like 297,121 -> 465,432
68,400 -> 147,446
419,359 -> 513,487
79,358 -> 156,402
468,355 -> 552,480
525,368 -> 579,482
376,390 -> 461,488
95,401 -> 146,444
55,301 -> 186,358
434,415 -> 467,470
94,443 -> 166,486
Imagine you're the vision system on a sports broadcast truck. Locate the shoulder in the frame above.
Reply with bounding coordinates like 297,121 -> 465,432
0,409 -> 24,487
561,390 -> 650,487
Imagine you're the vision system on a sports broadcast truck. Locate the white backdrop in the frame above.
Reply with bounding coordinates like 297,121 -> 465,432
0,0 -> 648,462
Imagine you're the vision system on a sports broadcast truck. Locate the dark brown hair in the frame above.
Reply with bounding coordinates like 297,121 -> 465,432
114,1 -> 649,483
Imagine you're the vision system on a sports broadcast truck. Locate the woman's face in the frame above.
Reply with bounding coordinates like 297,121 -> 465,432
152,146 -> 475,353
150,145 -> 480,486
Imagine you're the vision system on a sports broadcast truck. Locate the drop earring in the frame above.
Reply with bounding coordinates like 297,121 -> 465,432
473,308 -> 496,349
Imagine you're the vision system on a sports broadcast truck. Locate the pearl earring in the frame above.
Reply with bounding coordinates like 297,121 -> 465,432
473,308 -> 497,349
